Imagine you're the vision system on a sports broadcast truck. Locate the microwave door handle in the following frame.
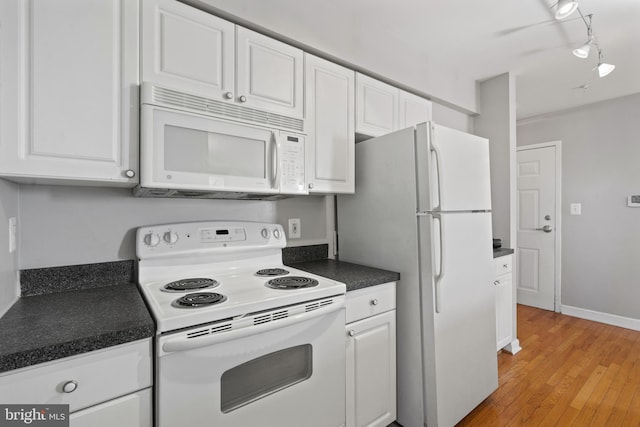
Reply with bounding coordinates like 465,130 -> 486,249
271,133 -> 279,189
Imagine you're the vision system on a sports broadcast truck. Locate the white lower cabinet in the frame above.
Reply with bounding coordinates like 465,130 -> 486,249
70,388 -> 152,427
0,339 -> 152,427
495,254 -> 514,351
346,282 -> 397,427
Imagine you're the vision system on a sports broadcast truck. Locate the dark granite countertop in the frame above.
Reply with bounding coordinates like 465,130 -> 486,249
0,262 -> 154,374
287,259 -> 400,292
493,247 -> 515,258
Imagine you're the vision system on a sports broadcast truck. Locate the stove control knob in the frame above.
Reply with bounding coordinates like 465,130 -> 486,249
273,228 -> 281,239
163,231 -> 179,245
143,233 -> 161,247
261,228 -> 270,239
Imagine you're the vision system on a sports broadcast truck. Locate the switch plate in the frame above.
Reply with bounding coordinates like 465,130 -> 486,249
8,217 -> 17,253
288,218 -> 301,239
570,203 -> 582,215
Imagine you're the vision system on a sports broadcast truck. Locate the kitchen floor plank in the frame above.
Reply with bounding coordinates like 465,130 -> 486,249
455,304 -> 640,427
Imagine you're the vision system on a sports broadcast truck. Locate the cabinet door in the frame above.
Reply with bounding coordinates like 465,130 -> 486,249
346,310 -> 397,427
236,26 -> 304,118
304,54 -> 354,194
495,273 -> 513,350
0,0 -> 139,186
141,0 -> 234,100
70,388 -> 152,427
398,90 -> 432,129
355,73 -> 398,137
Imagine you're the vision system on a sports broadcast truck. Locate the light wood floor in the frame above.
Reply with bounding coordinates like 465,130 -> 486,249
457,304 -> 640,426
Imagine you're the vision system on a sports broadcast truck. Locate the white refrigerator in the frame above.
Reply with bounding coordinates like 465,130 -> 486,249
337,122 -> 498,427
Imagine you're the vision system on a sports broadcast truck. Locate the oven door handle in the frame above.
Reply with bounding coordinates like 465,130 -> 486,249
160,300 -> 344,355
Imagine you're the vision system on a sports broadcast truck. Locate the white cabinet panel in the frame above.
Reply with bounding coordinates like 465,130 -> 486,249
236,27 -> 304,118
355,74 -> 398,137
346,310 -> 396,427
304,54 -> 354,193
494,255 -> 514,351
141,0 -> 234,99
0,0 -> 139,186
398,90 -> 432,129
70,388 -> 152,427
0,340 -> 152,413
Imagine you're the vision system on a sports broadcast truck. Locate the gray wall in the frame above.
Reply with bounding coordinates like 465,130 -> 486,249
517,93 -> 640,319
474,73 -> 516,248
433,102 -> 474,133
0,180 -> 19,315
17,185 -> 329,269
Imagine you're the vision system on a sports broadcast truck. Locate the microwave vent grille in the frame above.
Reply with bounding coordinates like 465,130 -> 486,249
150,86 -> 304,132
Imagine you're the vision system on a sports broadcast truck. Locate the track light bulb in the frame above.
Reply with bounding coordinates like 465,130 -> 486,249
572,41 -> 591,59
555,0 -> 579,20
597,62 -> 615,77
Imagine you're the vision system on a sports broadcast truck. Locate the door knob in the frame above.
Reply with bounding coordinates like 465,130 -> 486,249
535,225 -> 553,233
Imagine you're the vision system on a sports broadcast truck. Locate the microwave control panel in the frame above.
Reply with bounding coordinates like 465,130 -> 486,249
279,133 -> 306,194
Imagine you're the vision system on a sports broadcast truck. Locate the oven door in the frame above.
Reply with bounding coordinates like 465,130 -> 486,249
141,105 -> 279,194
156,297 -> 346,427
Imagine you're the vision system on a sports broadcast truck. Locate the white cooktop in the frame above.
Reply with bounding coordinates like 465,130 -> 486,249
136,221 -> 345,333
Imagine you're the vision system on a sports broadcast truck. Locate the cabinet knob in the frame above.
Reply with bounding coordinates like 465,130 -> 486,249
503,264 -> 508,268
370,298 -> 379,306
224,91 -> 234,100
62,380 -> 78,393
494,280 -> 500,286
124,169 -> 136,178
238,95 -> 247,103
348,330 -> 356,337
308,183 -> 314,189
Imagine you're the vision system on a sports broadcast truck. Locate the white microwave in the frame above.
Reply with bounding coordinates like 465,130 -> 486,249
136,87 -> 307,199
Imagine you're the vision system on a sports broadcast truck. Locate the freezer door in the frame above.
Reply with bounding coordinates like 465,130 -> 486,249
418,212 -> 497,427
416,123 -> 492,212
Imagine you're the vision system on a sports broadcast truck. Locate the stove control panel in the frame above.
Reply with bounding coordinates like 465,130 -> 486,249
136,221 -> 287,259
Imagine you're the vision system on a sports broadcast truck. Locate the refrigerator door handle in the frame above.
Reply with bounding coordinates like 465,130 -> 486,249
430,142 -> 443,210
433,213 -> 445,313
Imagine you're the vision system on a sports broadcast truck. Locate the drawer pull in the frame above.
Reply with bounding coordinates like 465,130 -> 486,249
370,299 -> 379,306
62,380 -> 78,393
494,280 -> 500,286
348,330 -> 356,337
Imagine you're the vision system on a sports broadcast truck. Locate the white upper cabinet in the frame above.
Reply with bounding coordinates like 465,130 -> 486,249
356,72 -> 432,138
0,0 -> 139,186
236,27 -> 304,119
398,90 -> 433,129
142,0 -> 303,120
141,0 -> 234,100
355,74 -> 398,137
305,54 -> 355,194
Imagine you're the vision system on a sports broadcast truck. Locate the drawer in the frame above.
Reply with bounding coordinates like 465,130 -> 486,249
0,339 -> 152,412
494,254 -> 513,276
346,282 -> 396,324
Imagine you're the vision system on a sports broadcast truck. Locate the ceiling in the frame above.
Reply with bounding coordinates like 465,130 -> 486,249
194,0 -> 640,120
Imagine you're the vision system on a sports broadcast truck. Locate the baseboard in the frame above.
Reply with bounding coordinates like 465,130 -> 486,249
504,339 -> 522,355
560,305 -> 640,331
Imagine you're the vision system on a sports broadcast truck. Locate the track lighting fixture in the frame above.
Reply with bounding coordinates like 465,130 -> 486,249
555,0 -> 579,20
560,6 -> 616,77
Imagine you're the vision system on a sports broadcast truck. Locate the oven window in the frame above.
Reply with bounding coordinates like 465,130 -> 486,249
164,125 -> 266,178
220,344 -> 313,413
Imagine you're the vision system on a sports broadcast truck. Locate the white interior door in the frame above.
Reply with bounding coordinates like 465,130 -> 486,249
516,144 -> 558,311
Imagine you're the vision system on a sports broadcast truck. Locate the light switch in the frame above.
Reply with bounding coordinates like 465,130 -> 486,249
570,203 -> 582,215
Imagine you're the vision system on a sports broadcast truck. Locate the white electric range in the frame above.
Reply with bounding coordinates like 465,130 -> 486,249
136,220 -> 347,427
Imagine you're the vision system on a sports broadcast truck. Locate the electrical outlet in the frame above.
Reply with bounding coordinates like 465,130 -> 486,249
8,217 -> 17,253
288,218 -> 301,239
